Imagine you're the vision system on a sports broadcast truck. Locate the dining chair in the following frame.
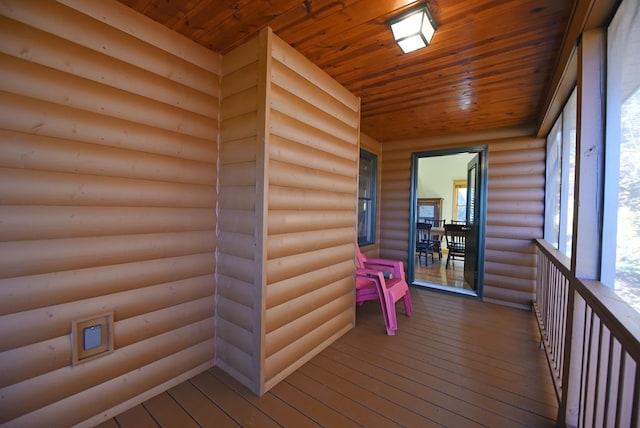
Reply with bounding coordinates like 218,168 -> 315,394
416,222 -> 435,265
426,219 -> 445,262
355,246 -> 412,335
444,223 -> 469,268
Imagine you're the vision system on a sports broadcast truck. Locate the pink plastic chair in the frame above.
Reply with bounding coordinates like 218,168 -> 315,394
355,246 -> 412,335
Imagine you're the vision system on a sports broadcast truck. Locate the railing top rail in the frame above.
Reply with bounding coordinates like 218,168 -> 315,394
534,239 -> 572,277
575,279 -> 640,360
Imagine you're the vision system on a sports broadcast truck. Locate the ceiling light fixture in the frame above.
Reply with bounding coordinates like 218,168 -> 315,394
388,4 -> 437,54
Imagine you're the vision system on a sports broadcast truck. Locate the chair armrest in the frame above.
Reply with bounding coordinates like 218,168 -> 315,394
355,268 -> 388,291
362,258 -> 405,280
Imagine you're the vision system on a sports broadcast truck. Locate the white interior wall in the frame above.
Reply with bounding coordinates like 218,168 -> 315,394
417,152 -> 475,222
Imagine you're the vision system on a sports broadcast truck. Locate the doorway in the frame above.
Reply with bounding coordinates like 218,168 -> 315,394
408,146 -> 488,297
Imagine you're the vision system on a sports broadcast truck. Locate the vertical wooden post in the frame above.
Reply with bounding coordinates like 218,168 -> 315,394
571,29 -> 605,280
559,287 -> 586,428
254,26 -> 272,396
561,28 -> 606,428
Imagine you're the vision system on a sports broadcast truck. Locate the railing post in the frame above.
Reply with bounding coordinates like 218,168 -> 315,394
571,29 -> 605,281
557,28 -> 605,428
558,285 -> 585,428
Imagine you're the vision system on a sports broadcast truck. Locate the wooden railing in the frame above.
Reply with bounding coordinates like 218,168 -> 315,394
534,239 -> 570,402
534,239 -> 640,428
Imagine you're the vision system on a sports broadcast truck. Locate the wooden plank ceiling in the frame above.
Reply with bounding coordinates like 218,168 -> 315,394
117,0 -> 574,142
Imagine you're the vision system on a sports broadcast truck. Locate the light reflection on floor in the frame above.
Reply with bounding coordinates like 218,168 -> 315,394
413,254 -> 473,290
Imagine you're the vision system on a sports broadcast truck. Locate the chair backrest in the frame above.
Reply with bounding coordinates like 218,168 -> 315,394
355,245 -> 366,268
444,223 -> 469,251
425,218 -> 445,228
416,222 -> 432,242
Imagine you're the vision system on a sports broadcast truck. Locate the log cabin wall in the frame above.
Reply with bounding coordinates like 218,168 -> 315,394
484,138 -> 545,306
219,27 -> 360,394
264,32 -> 360,392
0,1 -> 220,426
216,32 -> 262,393
380,133 -> 545,308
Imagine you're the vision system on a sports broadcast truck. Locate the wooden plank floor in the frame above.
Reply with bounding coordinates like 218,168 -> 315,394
414,253 -> 472,290
98,287 -> 558,427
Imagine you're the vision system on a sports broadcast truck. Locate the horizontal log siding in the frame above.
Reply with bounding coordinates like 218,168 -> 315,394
485,139 -> 545,305
217,34 -> 260,393
263,34 -> 359,392
381,136 -> 544,307
0,2 -> 219,426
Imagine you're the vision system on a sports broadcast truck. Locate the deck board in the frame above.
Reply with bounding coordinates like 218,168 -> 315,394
212,369 -> 322,427
308,352 -> 481,427
284,370 -> 403,427
322,345 -> 530,427
103,287 -> 558,427
167,381 -> 240,428
142,392 -> 199,428
115,404 -> 158,427
328,341 -> 554,426
94,418 -> 119,428
269,378 -> 361,427
190,371 -> 281,428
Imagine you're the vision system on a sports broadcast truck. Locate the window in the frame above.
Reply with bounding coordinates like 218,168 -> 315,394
544,88 -> 577,258
603,0 -> 640,312
358,149 -> 377,246
417,198 -> 442,223
452,180 -> 467,221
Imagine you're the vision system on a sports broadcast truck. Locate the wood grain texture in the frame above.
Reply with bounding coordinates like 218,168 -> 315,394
260,29 -> 359,393
0,320 -> 214,423
0,18 -> 219,117
0,2 -> 218,425
0,92 -> 216,162
0,54 -> 217,139
0,294 -> 215,389
215,31 -> 260,394
0,131 -> 215,184
0,254 -> 215,315
9,344 -> 215,427
59,0 -> 221,73
102,288 -> 558,427
0,0 -> 572,425
0,1 -> 218,94
115,0 -> 573,142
